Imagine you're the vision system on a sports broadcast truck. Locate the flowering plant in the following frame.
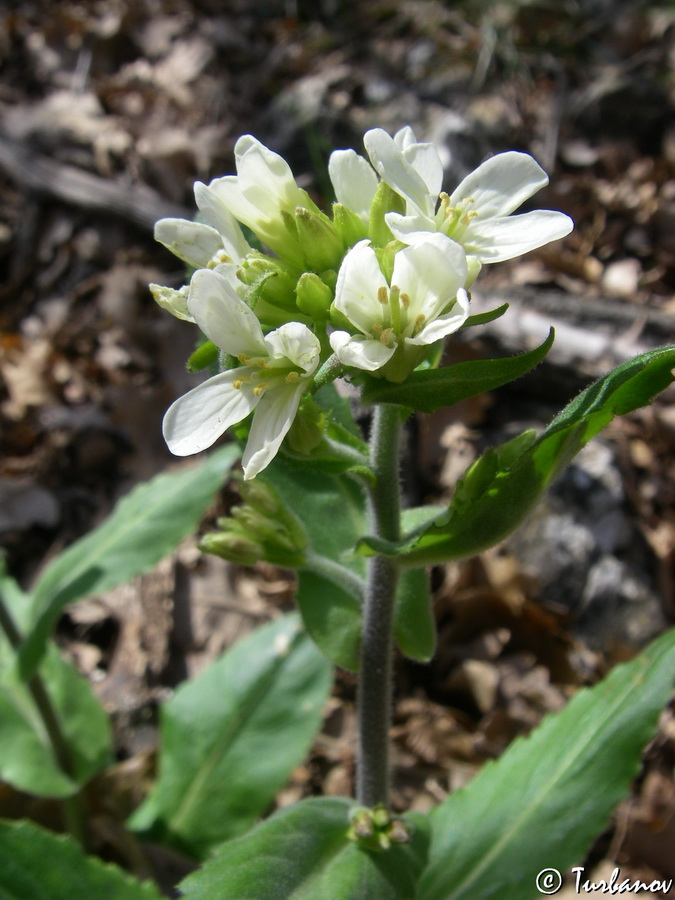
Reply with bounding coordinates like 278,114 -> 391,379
1,127 -> 674,900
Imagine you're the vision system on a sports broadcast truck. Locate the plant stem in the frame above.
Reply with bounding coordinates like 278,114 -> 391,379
0,592 -> 87,846
356,403 -> 402,808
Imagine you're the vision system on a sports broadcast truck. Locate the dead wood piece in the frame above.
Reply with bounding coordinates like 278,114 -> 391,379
0,131 -> 189,231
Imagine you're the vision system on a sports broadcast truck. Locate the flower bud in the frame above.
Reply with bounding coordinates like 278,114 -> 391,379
295,272 -> 333,321
238,254 -> 299,312
199,531 -> 264,566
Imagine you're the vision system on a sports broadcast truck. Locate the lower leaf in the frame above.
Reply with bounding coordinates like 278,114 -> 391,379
179,797 -> 430,900
418,627 -> 675,900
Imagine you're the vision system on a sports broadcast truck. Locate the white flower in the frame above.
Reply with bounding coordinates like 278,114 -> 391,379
328,148 -> 379,223
197,135 -> 319,268
364,128 -> 573,263
329,234 -> 470,381
152,182 -> 251,321
364,126 -> 444,221
163,268 -> 321,479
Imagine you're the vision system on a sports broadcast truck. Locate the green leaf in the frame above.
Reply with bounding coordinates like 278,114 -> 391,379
264,458 -> 368,669
19,446 -> 240,678
0,818 -> 163,900
0,648 -> 112,798
360,328 -> 554,412
179,797 -> 430,900
296,571 -> 362,671
366,345 -> 675,566
128,614 -> 332,858
418,627 -> 675,900
0,565 -> 112,798
394,568 -> 435,663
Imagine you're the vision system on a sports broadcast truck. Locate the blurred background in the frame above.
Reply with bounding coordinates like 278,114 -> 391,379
1,0 -> 674,887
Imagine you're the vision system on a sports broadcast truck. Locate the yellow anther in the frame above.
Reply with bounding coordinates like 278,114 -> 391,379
461,210 -> 479,225
400,291 -> 411,309
377,286 -> 389,305
233,378 -> 244,389
253,383 -> 269,396
379,328 -> 395,345
238,353 -> 251,365
414,314 -> 426,332
372,323 -> 383,336
284,371 -> 300,384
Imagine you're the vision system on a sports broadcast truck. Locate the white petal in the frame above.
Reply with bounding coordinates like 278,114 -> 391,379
163,371 -> 257,456
154,218 -> 223,267
193,182 -> 251,261
385,211 -> 437,241
393,126 -> 418,150
149,283 -> 194,322
188,269 -> 266,356
364,129 -> 435,217
451,151 -> 549,218
465,209 -> 574,262
264,322 -> 321,375
328,149 -> 379,221
234,134 -> 309,215
206,175 -> 265,236
407,288 -> 470,345
402,141 -> 444,200
242,382 -> 304,479
333,240 -> 388,335
392,235 -> 467,323
329,331 -> 396,371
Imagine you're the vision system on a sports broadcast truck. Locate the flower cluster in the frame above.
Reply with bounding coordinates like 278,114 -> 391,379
154,128 -> 573,478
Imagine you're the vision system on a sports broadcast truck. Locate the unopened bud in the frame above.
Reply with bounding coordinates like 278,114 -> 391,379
238,254 -> 299,311
199,531 -> 263,566
286,398 -> 326,455
295,272 -> 333,320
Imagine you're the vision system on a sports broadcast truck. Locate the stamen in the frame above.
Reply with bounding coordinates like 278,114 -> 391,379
400,291 -> 411,309
253,383 -> 268,396
414,314 -> 426,333
379,328 -> 395,345
377,286 -> 389,305
284,371 -> 300,384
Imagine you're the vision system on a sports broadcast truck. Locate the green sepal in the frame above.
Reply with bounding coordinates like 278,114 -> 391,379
463,302 -> 509,328
332,202 -> 368,248
361,328 -> 555,412
186,339 -> 219,373
294,208 -> 344,272
369,182 -> 405,248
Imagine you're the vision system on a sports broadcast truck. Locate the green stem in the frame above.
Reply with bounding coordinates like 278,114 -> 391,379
356,403 -> 402,808
0,593 -> 87,846
303,553 -> 365,602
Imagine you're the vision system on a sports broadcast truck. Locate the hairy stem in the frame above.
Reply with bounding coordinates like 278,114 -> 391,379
356,403 -> 402,807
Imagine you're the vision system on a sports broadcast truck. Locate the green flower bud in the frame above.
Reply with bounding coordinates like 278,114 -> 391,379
199,531 -> 264,566
295,272 -> 333,321
238,253 -> 299,311
235,473 -> 281,518
294,208 -> 344,272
